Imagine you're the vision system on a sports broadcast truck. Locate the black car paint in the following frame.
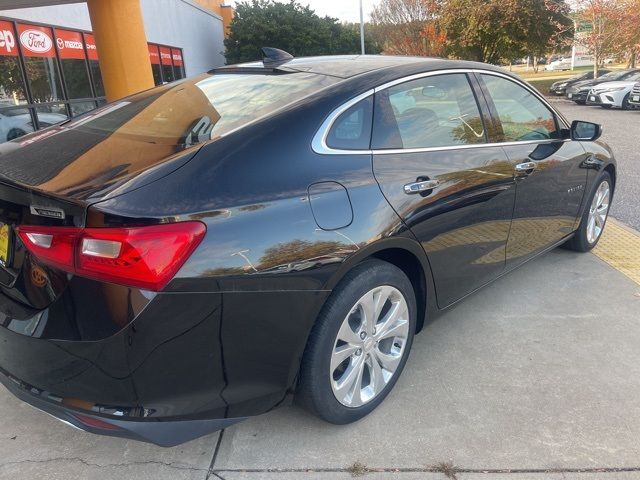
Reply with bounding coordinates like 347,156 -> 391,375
0,56 -> 616,446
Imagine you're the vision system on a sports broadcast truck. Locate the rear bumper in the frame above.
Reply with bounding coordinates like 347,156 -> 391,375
0,370 -> 244,446
0,286 -> 328,444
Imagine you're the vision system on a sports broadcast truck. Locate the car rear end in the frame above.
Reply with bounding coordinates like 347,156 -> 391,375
0,66 -> 347,446
566,84 -> 590,103
0,170 -> 241,445
0,81 -> 255,445
549,80 -> 570,95
629,83 -> 640,109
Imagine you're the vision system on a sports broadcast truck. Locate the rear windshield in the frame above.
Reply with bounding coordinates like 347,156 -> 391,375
65,71 -> 339,145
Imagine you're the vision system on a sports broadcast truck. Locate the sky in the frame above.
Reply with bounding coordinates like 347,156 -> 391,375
225,0 -> 381,23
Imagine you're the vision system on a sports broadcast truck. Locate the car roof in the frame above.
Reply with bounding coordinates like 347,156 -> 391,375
219,55 -> 505,79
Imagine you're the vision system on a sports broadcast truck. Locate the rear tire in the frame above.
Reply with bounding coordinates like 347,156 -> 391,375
297,259 -> 416,424
565,172 -> 612,252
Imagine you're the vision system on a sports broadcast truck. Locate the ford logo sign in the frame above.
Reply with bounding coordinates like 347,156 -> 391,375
20,29 -> 53,54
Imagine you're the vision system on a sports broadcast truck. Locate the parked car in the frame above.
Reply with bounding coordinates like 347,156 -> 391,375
629,83 -> 640,109
545,57 -> 571,71
0,50 -> 616,446
586,71 -> 640,109
0,109 -> 67,143
545,56 -> 594,71
566,69 -> 640,104
549,69 -> 611,95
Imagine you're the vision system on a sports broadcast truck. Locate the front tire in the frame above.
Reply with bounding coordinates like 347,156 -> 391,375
565,172 -> 612,252
297,259 -> 416,424
622,93 -> 631,110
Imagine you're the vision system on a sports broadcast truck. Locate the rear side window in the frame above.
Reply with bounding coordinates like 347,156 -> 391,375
372,73 -> 486,150
481,74 -> 558,142
326,96 -> 373,150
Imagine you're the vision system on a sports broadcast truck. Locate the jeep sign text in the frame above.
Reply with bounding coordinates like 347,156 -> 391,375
0,21 -> 17,56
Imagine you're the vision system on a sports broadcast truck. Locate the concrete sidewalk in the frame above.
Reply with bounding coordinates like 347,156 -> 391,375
1,231 -> 640,479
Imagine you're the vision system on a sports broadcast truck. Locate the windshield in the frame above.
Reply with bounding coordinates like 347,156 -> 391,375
65,71 -> 340,145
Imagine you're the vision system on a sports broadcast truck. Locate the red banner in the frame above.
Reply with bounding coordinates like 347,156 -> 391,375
55,29 -> 85,60
148,44 -> 160,65
0,20 -> 18,57
159,46 -> 172,66
171,48 -> 183,67
84,33 -> 98,61
17,23 -> 55,58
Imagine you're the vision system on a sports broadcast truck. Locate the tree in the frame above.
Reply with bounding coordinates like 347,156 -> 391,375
224,0 -> 380,64
574,0 -> 626,78
439,0 -> 573,65
519,0 -> 574,72
370,0 -> 445,56
618,0 -> 640,67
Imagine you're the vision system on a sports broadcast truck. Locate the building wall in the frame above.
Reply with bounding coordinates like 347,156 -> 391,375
140,0 -> 225,75
0,4 -> 91,30
0,0 -> 225,75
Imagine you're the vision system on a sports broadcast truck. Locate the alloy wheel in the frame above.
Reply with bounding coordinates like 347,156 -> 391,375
587,180 -> 610,244
330,285 -> 410,407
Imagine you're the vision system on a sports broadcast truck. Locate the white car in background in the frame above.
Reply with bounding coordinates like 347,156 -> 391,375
0,109 -> 67,142
586,71 -> 640,109
545,56 -> 594,71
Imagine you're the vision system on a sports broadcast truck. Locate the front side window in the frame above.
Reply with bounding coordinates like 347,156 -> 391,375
372,73 -> 486,150
481,74 -> 558,142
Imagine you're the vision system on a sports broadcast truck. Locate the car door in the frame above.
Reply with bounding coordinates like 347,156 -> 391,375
371,72 -> 516,308
476,73 -> 589,268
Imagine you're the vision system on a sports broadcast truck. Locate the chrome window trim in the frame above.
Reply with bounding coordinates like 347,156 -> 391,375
311,68 -> 570,156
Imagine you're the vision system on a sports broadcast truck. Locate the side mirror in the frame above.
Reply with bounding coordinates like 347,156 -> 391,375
571,120 -> 603,141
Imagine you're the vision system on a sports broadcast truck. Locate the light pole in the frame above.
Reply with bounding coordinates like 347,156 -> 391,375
359,0 -> 365,55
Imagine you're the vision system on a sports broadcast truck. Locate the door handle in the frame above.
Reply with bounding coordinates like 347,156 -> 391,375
514,162 -> 536,174
404,179 -> 439,195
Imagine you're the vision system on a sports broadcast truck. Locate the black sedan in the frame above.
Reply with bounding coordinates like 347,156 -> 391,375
548,69 -> 610,95
0,51 -> 616,446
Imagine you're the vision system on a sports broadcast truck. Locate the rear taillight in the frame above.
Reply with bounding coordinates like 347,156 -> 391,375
17,222 -> 206,291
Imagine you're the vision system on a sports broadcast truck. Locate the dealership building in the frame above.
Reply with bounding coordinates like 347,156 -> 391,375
0,0 -> 232,144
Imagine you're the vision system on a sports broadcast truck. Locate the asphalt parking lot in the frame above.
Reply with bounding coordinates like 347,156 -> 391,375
550,99 -> 640,231
1,102 -> 639,480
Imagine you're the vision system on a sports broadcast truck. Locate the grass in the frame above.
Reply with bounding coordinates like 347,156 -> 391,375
514,65 -> 593,80
432,461 -> 461,479
347,461 -> 369,477
523,77 -> 561,96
